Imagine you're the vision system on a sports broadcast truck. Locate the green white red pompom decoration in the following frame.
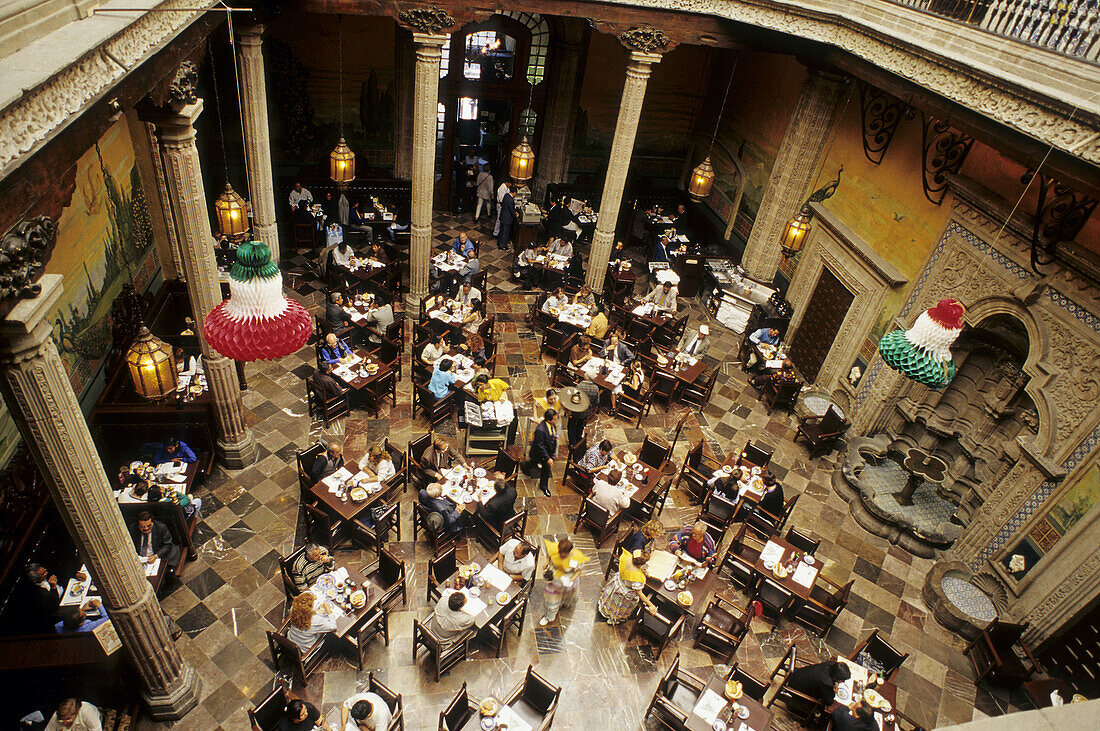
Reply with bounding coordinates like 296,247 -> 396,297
203,240 -> 311,361
878,298 -> 965,389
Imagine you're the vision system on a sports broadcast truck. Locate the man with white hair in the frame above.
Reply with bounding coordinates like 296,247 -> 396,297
678,324 -> 711,358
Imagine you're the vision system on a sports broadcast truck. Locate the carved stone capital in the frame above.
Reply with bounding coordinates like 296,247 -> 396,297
167,61 -> 199,111
0,215 -> 56,307
398,6 -> 456,34
619,24 -> 670,53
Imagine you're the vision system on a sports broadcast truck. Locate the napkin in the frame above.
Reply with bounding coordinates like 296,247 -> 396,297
143,558 -> 161,577
874,712 -> 884,731
692,689 -> 727,725
459,592 -> 488,616
332,567 -> 350,583
480,562 -> 513,592
495,705 -> 533,731
793,562 -> 819,588
155,461 -> 186,475
760,541 -> 785,565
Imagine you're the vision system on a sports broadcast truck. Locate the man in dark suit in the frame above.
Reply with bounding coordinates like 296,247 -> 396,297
310,443 -> 344,482
786,659 -> 850,705
478,479 -> 517,532
23,562 -> 63,631
497,182 -> 516,251
325,292 -> 350,334
420,436 -> 467,482
311,362 -> 344,399
130,510 -> 181,571
832,702 -> 878,731
522,409 -> 558,496
600,332 -> 634,366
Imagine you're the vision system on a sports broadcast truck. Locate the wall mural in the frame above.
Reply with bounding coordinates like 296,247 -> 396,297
42,116 -> 156,398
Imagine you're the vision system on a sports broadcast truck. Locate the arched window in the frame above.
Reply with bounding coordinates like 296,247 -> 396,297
497,11 -> 549,85
520,107 -> 537,138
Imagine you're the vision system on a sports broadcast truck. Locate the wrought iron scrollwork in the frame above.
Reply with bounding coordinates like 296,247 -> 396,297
0,215 -> 56,303
921,114 -> 974,205
1021,169 -> 1098,274
859,82 -> 914,165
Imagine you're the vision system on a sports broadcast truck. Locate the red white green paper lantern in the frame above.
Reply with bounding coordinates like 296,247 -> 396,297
203,240 -> 311,361
878,298 -> 965,389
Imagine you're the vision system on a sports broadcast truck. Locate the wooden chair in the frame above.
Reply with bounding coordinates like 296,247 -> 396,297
639,435 -> 671,471
745,494 -> 799,539
478,447 -> 520,489
380,439 -> 408,500
636,478 -> 671,522
762,378 -> 802,414
305,379 -> 350,426
650,369 -> 680,412
725,663 -> 769,702
679,367 -> 717,408
365,672 -> 404,731
738,440 -> 774,469
964,620 -> 1042,686
413,617 -> 473,682
437,682 -> 474,731
574,497 -> 621,546
350,502 -> 401,554
562,452 -> 594,496
614,382 -> 654,427
625,315 -> 654,346
502,664 -> 561,731
692,596 -> 750,664
486,593 -> 530,658
414,384 -> 455,429
541,326 -> 574,361
718,522 -> 765,590
628,595 -> 685,661
643,653 -> 705,730
850,629 -> 910,682
766,645 -> 825,724
363,366 -> 398,417
278,545 -> 309,606
413,501 -> 460,556
604,531 -> 634,581
674,439 -> 720,504
247,684 -> 287,731
795,576 -> 853,635
292,222 -> 316,250
550,362 -> 577,388
426,546 -> 458,604
795,405 -> 850,458
653,313 -> 687,350
361,547 -> 408,613
407,433 -> 433,490
754,577 -> 796,627
304,503 -> 349,550
780,525 -> 817,554
475,509 -> 528,554
340,605 -> 389,671
699,487 -> 739,532
296,443 -> 325,501
267,619 -> 327,686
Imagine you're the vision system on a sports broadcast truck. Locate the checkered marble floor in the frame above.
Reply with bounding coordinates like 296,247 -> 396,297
136,212 -> 1024,730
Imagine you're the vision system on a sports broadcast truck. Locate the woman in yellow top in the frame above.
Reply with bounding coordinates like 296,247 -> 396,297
597,549 -> 657,624
586,305 -> 609,339
539,536 -> 588,626
474,373 -> 509,402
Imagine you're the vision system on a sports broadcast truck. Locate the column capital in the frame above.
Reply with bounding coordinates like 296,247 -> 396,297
399,5 -> 456,35
626,51 -> 664,73
138,100 -> 203,142
236,23 -> 264,45
0,274 -> 62,354
411,31 -> 449,49
619,24 -> 671,54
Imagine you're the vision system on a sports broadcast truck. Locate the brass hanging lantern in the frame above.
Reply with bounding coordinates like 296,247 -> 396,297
330,137 -> 356,185
780,206 -> 812,257
509,136 -> 535,183
214,182 -> 249,242
126,326 -> 178,399
688,156 -> 715,200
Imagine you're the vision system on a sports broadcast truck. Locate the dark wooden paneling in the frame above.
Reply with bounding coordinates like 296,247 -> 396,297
789,267 -> 853,383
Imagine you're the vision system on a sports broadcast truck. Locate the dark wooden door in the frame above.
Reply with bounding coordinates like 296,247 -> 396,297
789,267 -> 853,383
1038,598 -> 1100,697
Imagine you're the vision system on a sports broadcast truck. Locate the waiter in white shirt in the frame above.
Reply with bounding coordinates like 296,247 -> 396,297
289,181 -> 313,210
493,179 -> 509,236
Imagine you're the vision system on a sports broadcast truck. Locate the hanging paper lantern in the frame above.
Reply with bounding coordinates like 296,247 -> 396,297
203,240 -> 312,361
878,298 -> 965,388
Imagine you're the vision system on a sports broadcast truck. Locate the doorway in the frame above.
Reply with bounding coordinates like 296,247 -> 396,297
789,267 -> 854,383
434,14 -> 547,211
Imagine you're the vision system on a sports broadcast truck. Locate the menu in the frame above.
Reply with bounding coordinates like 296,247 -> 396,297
646,550 -> 678,582
760,541 -> 785,565
459,590 -> 488,617
792,561 -> 820,588
479,562 -> 513,592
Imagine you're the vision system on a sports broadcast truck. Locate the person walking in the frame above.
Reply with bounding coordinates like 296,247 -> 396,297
475,165 -> 494,221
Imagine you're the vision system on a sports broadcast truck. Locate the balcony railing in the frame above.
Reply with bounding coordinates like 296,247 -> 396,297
887,1 -> 1100,61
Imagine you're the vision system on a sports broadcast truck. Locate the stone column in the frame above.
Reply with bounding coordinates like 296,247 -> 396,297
237,25 -> 280,263
533,21 -> 587,200
585,33 -> 666,291
0,274 -> 199,719
740,69 -> 849,282
143,78 -> 256,468
406,31 -> 448,309
393,28 -> 415,180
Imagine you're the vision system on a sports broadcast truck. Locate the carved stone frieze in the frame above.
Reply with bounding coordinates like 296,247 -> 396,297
1036,309 -> 1100,442
398,6 -> 456,34
619,24 -> 670,52
167,62 -> 199,110
1023,550 -> 1100,643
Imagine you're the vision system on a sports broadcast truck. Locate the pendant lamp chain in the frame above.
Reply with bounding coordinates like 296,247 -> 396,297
338,14 -> 344,134
688,57 -> 737,201
709,58 -> 736,154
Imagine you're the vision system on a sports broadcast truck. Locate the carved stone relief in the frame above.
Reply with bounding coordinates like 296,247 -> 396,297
398,6 -> 456,34
619,24 -> 670,52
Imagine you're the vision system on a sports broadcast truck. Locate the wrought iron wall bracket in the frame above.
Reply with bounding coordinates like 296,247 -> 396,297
1022,168 -> 1098,274
921,114 -> 973,205
859,82 -> 914,165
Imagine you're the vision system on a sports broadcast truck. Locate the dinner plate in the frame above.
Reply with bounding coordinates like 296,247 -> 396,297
835,686 -> 852,703
712,722 -> 727,731
315,575 -> 335,591
736,706 -> 750,720
663,580 -> 678,591
496,592 -> 510,605
474,468 -> 487,478
803,555 -> 815,564
481,717 -> 497,729
762,560 -> 776,571
468,587 -> 481,597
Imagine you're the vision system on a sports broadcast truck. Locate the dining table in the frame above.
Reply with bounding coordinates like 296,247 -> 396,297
578,356 -> 627,393
753,535 -> 821,601
628,299 -> 674,328
310,464 -> 392,523
304,564 -> 378,640
594,451 -> 663,521
831,656 -> 899,731
686,674 -> 774,731
439,556 -> 524,630
655,350 -> 707,390
330,349 -> 393,396
642,549 -> 722,618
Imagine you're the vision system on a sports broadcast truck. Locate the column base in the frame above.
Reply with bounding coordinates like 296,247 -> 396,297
405,290 -> 424,312
142,663 -> 201,721
217,429 -> 257,469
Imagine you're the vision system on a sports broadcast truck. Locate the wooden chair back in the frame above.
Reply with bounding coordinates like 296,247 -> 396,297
247,684 -> 287,731
639,435 -> 671,470
439,682 -> 471,731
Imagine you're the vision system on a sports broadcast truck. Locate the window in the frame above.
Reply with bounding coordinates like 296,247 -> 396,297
436,102 -> 446,143
439,37 -> 451,79
520,107 -> 537,138
498,11 -> 549,85
458,97 -> 479,121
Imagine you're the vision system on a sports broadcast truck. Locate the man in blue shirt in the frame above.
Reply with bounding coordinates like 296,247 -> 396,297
320,332 -> 353,365
55,602 -> 110,633
451,232 -> 475,256
428,359 -> 457,399
418,483 -> 463,533
152,439 -> 197,465
750,326 -> 781,345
